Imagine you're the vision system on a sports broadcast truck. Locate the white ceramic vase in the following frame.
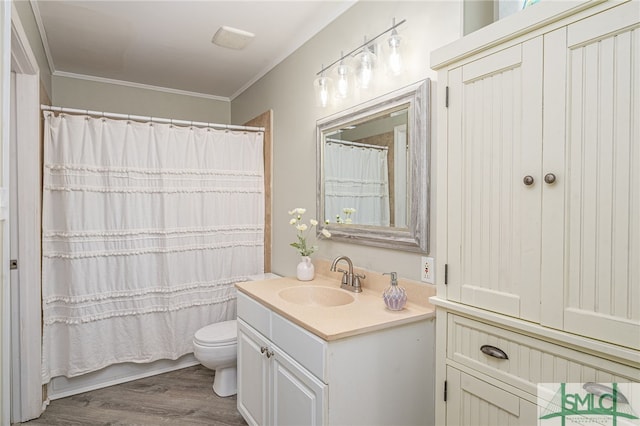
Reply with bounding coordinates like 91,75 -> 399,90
296,256 -> 315,281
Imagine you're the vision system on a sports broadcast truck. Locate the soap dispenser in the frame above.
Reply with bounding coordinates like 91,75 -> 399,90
382,272 -> 407,311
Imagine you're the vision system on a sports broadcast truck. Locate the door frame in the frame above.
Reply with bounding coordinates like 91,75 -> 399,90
8,4 -> 43,422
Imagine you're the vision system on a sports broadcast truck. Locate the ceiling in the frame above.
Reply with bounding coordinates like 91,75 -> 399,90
32,1 -> 356,100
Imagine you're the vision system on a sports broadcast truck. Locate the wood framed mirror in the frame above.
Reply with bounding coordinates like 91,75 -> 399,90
316,79 -> 430,253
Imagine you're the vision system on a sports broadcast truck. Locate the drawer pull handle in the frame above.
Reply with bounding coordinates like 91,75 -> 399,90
480,345 -> 509,360
583,383 -> 629,403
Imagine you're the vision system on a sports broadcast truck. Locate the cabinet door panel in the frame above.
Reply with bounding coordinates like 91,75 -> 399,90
271,349 -> 326,426
556,3 -> 640,349
446,367 -> 537,426
447,38 -> 543,321
237,321 -> 270,426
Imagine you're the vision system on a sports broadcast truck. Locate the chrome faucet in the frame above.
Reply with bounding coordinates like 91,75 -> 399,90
330,255 -> 365,293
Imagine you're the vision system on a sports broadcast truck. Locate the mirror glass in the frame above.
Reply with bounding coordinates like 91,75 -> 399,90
316,80 -> 430,253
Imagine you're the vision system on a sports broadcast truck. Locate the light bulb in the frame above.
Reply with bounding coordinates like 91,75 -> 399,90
314,75 -> 332,107
387,31 -> 403,76
357,48 -> 375,89
335,61 -> 350,99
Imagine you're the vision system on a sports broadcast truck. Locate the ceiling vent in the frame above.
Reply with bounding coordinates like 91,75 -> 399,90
212,26 -> 255,50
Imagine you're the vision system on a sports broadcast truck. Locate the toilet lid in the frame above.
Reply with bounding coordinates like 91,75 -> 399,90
194,320 -> 237,347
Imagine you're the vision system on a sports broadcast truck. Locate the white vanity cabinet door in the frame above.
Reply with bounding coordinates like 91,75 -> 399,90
446,36 -> 544,322
237,319 -> 270,426
270,346 -> 327,426
237,313 -> 327,426
446,367 -> 537,426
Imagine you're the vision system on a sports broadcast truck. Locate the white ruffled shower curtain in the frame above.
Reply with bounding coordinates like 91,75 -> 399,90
324,141 -> 390,226
41,112 -> 264,381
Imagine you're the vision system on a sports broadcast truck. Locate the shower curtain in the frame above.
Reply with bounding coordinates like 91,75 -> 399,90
41,112 -> 264,381
324,141 -> 390,226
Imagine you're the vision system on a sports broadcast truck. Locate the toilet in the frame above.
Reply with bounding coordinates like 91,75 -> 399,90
193,272 -> 280,397
193,319 -> 238,397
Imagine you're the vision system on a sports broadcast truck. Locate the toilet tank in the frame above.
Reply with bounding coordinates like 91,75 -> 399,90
246,273 -> 281,281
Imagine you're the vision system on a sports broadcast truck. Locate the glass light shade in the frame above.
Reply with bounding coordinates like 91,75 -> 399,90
314,75 -> 333,107
334,61 -> 352,99
356,48 -> 376,90
387,32 -> 403,76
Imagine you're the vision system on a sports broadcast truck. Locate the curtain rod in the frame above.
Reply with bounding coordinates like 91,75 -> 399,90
325,138 -> 388,151
41,105 -> 266,132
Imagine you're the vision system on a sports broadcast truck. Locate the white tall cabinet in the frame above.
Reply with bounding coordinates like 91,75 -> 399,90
431,1 -> 640,424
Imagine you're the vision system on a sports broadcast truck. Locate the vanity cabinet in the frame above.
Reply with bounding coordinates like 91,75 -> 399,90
431,1 -> 640,424
237,318 -> 326,426
236,291 -> 434,426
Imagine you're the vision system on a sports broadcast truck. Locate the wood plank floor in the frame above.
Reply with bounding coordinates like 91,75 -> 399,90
16,365 -> 248,426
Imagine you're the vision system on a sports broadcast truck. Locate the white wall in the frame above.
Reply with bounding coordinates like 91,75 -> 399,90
232,1 -> 462,280
52,75 -> 231,123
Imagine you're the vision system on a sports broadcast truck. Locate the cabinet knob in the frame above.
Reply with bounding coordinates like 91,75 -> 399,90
523,175 -> 534,186
266,349 -> 274,358
544,173 -> 557,184
480,345 -> 509,360
260,346 -> 267,354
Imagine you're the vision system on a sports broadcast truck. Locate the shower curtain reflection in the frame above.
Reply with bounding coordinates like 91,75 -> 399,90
324,140 -> 390,226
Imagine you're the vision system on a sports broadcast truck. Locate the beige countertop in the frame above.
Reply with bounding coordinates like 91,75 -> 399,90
235,262 -> 436,341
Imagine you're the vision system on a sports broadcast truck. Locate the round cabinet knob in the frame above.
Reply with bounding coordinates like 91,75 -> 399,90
544,173 -> 557,184
523,175 -> 534,186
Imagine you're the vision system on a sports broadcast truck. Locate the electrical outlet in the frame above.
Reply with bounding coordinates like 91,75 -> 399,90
421,256 -> 434,283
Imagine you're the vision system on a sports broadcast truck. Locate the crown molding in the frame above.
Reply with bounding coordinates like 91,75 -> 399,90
54,71 -> 230,102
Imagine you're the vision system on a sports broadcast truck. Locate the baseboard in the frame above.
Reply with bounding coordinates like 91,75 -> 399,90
46,354 -> 200,400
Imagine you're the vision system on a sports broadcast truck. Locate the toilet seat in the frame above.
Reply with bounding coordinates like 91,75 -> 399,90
194,320 -> 237,347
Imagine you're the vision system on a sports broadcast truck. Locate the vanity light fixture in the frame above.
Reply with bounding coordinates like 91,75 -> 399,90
387,18 -> 403,76
314,66 -> 333,108
314,18 -> 406,107
356,37 -> 376,90
335,52 -> 352,99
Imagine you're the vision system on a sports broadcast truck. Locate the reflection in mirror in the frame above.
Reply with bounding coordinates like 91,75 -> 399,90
317,80 -> 430,253
323,106 -> 408,228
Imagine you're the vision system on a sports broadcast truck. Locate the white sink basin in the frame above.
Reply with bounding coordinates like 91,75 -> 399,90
278,286 -> 355,307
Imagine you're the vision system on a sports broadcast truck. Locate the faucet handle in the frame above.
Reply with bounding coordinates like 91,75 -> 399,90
352,273 -> 364,292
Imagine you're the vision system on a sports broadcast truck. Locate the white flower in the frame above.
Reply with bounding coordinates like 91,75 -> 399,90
288,207 -> 330,257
